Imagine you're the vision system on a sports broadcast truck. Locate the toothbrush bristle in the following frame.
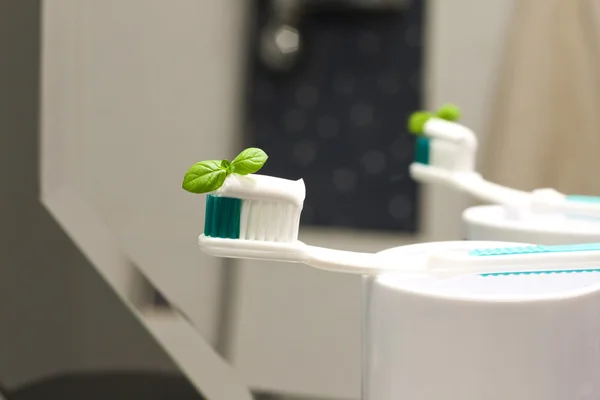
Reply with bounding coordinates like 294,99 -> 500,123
414,135 -> 461,170
429,137 -> 458,170
414,136 -> 430,165
240,199 -> 300,242
204,195 -> 241,239
204,195 -> 301,242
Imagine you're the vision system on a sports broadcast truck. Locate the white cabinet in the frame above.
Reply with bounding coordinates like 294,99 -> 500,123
42,0 -> 248,348
41,1 -> 252,399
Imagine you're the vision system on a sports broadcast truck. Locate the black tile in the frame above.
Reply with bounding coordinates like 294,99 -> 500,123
244,0 -> 424,232
10,373 -> 202,400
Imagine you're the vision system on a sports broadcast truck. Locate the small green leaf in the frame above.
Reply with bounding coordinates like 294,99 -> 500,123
182,160 -> 228,194
408,111 -> 433,135
436,104 -> 461,121
221,159 -> 233,173
231,147 -> 268,175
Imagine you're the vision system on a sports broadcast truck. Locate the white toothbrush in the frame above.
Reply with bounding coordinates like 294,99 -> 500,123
200,233 -> 600,278
409,107 -> 600,219
182,147 -> 600,277
195,172 -> 600,278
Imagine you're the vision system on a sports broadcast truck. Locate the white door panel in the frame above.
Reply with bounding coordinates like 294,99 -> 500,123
42,0 -> 247,344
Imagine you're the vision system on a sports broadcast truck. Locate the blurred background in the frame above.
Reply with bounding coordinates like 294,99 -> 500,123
1,0 -> 598,399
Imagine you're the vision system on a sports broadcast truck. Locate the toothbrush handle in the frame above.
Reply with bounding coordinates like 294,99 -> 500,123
198,235 -> 389,275
304,246 -> 384,275
198,235 -> 309,263
456,174 -> 530,205
458,178 -> 600,219
562,195 -> 600,219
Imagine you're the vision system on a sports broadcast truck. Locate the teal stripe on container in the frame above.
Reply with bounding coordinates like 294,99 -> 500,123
415,136 -> 430,165
468,242 -> 600,276
566,195 -> 600,204
481,269 -> 600,277
469,243 -> 600,257
204,195 -> 242,238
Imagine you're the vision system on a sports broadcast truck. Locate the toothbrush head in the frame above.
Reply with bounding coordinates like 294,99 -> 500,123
183,147 -> 305,244
205,173 -> 305,242
408,104 -> 462,136
182,147 -> 269,194
414,136 -> 431,165
407,104 -> 476,177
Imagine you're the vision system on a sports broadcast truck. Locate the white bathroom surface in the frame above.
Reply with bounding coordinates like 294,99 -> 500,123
464,205 -> 600,235
366,241 -> 600,400
377,241 -> 600,301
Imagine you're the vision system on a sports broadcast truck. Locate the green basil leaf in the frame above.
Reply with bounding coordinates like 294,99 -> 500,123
221,159 -> 233,173
436,104 -> 461,122
182,160 -> 228,194
231,147 -> 268,175
408,111 -> 433,135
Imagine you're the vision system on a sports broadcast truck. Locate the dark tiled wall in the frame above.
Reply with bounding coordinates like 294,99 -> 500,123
244,1 -> 424,232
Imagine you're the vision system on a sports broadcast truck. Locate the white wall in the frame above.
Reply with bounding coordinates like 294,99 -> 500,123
425,0 -> 515,239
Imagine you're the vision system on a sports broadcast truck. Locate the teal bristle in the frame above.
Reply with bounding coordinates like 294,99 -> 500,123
204,195 -> 241,239
414,136 -> 430,165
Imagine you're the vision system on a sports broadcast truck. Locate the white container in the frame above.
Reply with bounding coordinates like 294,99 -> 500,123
362,240 -> 600,400
464,205 -> 600,244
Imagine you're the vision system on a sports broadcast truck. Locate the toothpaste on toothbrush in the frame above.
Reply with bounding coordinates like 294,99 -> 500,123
181,147 -> 600,277
407,104 -> 600,219
182,147 -> 305,242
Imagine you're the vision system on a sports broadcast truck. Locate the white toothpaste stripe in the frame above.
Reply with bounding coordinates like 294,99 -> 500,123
279,203 -> 288,242
247,200 -> 259,240
240,199 -> 250,240
236,200 -> 303,242
215,174 -> 305,206
272,202 -> 278,241
256,201 -> 266,241
265,202 -> 274,241
270,202 -> 277,241
291,205 -> 301,240
287,204 -> 295,242
277,204 -> 290,242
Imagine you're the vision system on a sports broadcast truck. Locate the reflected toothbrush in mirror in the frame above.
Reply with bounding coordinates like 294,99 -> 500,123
408,104 -> 600,219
